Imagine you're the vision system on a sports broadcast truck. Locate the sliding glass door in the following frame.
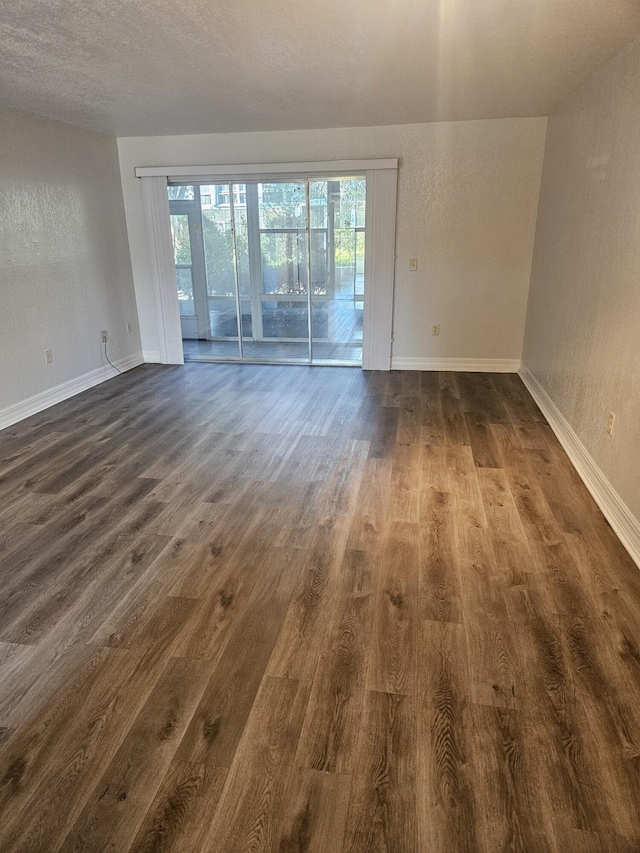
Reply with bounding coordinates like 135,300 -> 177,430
168,177 -> 365,365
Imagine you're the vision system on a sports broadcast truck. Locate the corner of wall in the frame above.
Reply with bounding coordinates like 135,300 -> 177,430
519,363 -> 640,571
520,115 -> 549,368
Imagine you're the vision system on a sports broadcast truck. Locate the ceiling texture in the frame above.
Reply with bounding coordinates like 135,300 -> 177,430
1,0 -> 640,137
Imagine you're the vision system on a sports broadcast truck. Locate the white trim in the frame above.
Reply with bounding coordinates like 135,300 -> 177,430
115,352 -> 145,372
135,159 -> 398,179
391,357 -> 521,372
362,168 -> 397,371
143,349 -> 162,363
140,177 -> 184,365
0,352 -> 144,431
519,364 -> 640,571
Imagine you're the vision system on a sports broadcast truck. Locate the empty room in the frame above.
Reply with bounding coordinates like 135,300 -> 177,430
2,1 -> 640,850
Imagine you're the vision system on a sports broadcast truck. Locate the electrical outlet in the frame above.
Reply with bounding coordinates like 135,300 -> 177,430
126,322 -> 132,334
100,330 -> 107,343
409,258 -> 418,271
44,349 -> 52,364
607,412 -> 615,436
432,324 -> 440,336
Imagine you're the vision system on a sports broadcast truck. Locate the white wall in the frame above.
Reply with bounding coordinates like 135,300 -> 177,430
522,37 -> 640,525
117,118 -> 547,367
0,107 -> 141,423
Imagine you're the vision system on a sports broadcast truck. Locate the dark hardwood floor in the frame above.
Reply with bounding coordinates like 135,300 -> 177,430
1,364 -> 639,852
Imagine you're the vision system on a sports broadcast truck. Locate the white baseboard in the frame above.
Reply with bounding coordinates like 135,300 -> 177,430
391,357 -> 521,373
143,349 -> 162,363
115,352 -> 145,372
0,351 -> 144,431
519,364 -> 640,570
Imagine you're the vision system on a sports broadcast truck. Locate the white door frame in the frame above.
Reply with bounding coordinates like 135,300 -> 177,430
137,159 -> 398,369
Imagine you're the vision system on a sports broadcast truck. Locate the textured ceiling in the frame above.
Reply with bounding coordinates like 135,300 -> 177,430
1,0 -> 640,137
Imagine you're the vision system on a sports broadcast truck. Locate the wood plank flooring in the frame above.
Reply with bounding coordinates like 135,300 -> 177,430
1,364 -> 640,852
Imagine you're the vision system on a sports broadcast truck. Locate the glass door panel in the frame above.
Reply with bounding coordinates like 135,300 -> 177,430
309,178 -> 364,363
168,176 -> 365,365
169,200 -> 211,352
260,232 -> 307,296
258,183 -> 306,229
200,183 -> 241,358
253,181 -> 310,361
170,214 -> 194,316
207,299 -> 239,340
